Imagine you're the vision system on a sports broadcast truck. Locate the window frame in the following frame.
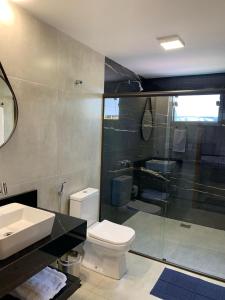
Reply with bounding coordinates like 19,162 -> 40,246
172,94 -> 220,125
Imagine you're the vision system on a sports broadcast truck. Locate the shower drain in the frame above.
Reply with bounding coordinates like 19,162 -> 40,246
180,223 -> 191,229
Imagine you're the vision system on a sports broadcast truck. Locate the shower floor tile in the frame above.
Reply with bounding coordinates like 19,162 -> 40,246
124,212 -> 225,280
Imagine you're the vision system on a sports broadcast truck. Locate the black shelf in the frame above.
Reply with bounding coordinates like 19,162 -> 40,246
52,271 -> 81,300
0,211 -> 86,298
1,269 -> 81,300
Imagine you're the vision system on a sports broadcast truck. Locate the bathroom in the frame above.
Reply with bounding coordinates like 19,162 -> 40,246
0,0 -> 225,299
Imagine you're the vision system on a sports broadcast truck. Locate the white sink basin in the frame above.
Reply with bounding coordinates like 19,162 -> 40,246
0,203 -> 55,260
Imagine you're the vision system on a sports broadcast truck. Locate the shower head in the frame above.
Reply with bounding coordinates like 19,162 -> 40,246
127,80 -> 143,92
137,81 -> 144,92
115,79 -> 144,93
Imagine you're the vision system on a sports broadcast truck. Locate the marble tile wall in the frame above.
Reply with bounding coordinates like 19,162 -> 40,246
101,95 -> 171,222
0,2 -> 104,213
143,73 -> 225,91
101,94 -> 225,229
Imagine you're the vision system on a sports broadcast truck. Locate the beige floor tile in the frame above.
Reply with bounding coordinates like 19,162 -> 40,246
70,253 -> 225,300
69,288 -> 107,300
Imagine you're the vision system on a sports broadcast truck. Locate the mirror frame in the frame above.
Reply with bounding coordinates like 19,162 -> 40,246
0,62 -> 18,148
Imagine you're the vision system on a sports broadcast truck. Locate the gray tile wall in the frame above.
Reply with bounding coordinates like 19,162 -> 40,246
0,2 -> 104,213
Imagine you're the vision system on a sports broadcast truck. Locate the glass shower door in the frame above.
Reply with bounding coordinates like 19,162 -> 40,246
163,94 -> 225,279
123,95 -> 173,261
102,93 -> 225,280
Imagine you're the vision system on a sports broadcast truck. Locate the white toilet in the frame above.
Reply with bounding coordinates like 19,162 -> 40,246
69,188 -> 135,280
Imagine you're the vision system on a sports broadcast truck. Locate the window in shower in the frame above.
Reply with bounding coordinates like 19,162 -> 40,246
104,98 -> 120,120
173,94 -> 220,122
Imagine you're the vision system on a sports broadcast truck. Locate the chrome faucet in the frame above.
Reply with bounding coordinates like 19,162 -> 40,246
120,160 -> 132,168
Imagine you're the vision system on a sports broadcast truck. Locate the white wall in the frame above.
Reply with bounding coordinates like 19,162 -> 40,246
0,2 -> 105,213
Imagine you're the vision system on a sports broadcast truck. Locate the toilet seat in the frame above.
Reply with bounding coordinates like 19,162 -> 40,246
87,220 -> 135,250
87,235 -> 133,252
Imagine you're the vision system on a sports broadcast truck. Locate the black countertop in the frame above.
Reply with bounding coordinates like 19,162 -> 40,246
0,211 -> 87,298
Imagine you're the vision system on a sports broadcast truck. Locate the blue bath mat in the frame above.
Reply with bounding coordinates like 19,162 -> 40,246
150,268 -> 225,300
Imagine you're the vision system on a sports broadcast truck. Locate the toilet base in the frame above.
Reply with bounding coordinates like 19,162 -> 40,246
82,241 -> 127,280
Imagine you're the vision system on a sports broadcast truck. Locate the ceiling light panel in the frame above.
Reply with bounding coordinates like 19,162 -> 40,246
158,35 -> 185,50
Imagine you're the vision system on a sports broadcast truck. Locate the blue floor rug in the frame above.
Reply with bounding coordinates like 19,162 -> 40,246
150,268 -> 225,300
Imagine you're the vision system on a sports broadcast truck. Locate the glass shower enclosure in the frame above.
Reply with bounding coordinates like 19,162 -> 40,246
101,90 -> 225,281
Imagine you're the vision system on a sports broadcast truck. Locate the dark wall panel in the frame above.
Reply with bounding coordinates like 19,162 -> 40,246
143,73 -> 225,92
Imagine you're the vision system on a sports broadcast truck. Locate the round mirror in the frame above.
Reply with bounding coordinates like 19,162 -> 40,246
0,63 -> 18,148
141,98 -> 153,141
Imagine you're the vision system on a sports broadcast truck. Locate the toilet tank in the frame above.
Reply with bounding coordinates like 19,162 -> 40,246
70,188 -> 99,227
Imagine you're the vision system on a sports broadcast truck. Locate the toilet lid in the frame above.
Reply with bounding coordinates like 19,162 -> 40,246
88,220 -> 135,245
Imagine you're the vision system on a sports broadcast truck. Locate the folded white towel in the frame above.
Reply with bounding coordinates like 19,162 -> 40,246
173,129 -> 186,153
10,267 -> 67,300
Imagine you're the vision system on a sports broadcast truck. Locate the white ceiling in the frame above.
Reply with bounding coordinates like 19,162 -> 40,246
12,0 -> 225,78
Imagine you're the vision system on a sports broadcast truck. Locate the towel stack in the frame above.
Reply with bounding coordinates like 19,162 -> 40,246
173,129 -> 186,153
10,267 -> 67,300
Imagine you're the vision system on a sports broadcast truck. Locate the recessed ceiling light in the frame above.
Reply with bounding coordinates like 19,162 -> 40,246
158,35 -> 185,50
